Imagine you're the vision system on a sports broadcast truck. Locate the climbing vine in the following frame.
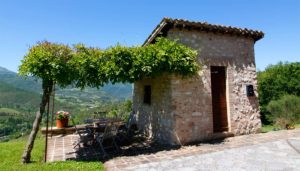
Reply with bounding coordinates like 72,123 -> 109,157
20,37 -> 199,88
19,37 -> 200,163
70,37 -> 200,88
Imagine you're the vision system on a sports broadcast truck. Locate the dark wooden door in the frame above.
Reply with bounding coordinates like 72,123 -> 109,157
211,66 -> 228,132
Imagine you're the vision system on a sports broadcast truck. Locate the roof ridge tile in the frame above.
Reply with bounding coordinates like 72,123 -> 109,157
143,17 -> 264,46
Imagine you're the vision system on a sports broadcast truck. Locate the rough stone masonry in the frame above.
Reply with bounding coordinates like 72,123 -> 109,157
133,18 -> 264,145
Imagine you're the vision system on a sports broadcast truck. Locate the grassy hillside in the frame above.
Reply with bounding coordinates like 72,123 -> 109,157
0,136 -> 104,171
0,66 -> 132,100
0,82 -> 40,140
0,66 -> 42,93
0,81 -> 41,110
0,68 -> 133,141
0,81 -> 99,141
0,108 -> 20,115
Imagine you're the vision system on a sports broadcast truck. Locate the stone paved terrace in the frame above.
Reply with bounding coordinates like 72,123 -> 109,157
46,129 -> 300,170
46,134 -> 177,162
105,129 -> 300,171
46,135 -> 77,162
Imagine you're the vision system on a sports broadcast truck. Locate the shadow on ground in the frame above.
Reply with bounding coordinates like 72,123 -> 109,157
65,134 -> 227,163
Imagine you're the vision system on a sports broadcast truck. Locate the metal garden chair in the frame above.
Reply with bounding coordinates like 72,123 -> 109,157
95,122 -> 120,156
71,119 -> 94,149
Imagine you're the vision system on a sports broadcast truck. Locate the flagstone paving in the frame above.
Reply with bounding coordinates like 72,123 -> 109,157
46,129 -> 300,170
46,135 -> 78,162
104,129 -> 300,171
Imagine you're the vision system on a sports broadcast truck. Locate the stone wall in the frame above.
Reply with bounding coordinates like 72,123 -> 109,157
133,28 -> 261,145
169,74 -> 213,144
132,74 -> 176,144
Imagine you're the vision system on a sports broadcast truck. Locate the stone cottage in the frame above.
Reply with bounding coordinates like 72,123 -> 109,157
132,18 -> 264,145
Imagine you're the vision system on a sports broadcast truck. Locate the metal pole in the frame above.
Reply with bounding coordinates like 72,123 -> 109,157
50,83 -> 55,137
44,85 -> 52,162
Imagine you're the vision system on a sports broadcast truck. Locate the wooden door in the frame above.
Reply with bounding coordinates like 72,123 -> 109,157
211,66 -> 228,132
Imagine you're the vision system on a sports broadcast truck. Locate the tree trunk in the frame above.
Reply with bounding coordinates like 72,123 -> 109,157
21,80 -> 53,164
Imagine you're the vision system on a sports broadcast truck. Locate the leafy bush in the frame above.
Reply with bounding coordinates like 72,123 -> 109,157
258,62 -> 300,124
70,100 -> 133,124
99,100 -> 132,121
266,95 -> 300,128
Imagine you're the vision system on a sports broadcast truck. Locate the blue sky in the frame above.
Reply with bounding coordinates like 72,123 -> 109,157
0,0 -> 299,72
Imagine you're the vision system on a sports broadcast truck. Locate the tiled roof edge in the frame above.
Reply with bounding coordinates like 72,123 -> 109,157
143,17 -> 264,46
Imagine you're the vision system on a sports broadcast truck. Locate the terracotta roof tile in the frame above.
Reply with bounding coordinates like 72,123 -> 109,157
143,17 -> 264,46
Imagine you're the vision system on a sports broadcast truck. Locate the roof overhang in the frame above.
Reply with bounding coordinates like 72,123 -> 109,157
143,18 -> 264,46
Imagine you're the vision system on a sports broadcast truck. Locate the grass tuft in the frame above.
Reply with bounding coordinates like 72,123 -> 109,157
0,136 -> 104,171
261,123 -> 300,133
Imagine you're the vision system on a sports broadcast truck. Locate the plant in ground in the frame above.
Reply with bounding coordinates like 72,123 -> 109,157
19,42 -> 74,163
266,94 -> 300,129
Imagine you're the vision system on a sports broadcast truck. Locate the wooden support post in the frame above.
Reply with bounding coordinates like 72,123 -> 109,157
44,86 -> 51,162
50,83 -> 55,137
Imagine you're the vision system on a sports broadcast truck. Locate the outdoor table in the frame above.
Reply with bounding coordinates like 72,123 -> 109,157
85,118 -> 125,139
92,118 -> 124,128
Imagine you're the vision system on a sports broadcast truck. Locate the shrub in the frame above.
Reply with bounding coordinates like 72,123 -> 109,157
266,95 -> 300,128
257,62 -> 300,124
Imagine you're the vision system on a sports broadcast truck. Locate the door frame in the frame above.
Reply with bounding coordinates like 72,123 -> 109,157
210,66 -> 230,133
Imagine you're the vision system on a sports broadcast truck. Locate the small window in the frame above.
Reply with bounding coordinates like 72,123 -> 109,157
143,85 -> 151,105
246,84 -> 255,97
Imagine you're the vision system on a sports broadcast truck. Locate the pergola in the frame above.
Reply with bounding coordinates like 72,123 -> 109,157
19,37 -> 200,163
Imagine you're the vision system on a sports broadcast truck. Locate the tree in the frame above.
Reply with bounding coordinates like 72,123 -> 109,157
257,62 -> 300,124
19,38 -> 200,163
19,42 -> 75,163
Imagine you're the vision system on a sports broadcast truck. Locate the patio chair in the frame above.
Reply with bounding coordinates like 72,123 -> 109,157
117,112 -> 138,142
95,122 -> 120,156
71,119 -> 94,149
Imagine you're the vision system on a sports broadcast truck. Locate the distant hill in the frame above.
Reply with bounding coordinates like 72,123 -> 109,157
0,66 -> 42,93
0,81 -> 41,110
0,81 -> 40,140
0,66 -> 132,141
0,66 -> 132,100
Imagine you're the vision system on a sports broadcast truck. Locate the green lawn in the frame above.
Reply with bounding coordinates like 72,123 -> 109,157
0,136 -> 104,171
261,124 -> 300,133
